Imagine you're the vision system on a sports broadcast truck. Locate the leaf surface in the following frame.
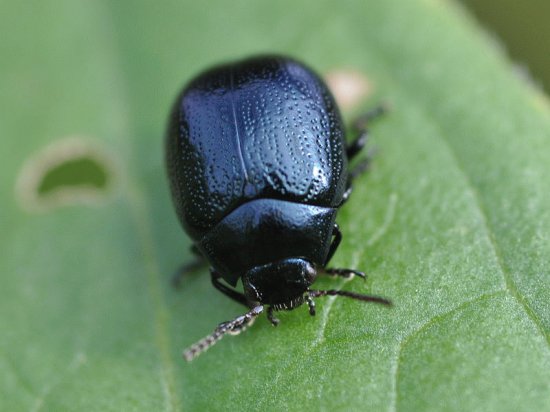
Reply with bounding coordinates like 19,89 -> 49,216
1,1 -> 550,411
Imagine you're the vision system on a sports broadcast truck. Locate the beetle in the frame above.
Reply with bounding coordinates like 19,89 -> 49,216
165,55 -> 391,361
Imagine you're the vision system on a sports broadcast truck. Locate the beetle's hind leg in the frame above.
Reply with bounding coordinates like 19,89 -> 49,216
172,245 -> 206,288
347,104 -> 386,160
306,295 -> 316,316
211,270 -> 249,307
341,105 -> 387,204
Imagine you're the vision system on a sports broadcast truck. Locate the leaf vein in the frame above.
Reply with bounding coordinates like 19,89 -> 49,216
31,352 -> 87,412
388,290 -> 507,412
313,192 -> 399,346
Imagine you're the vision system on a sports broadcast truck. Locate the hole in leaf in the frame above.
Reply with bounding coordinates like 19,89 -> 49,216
16,137 -> 117,212
37,157 -> 109,195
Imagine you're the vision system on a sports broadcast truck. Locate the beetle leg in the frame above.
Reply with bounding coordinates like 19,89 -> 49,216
346,104 -> 386,159
346,130 -> 368,159
341,186 -> 353,204
171,245 -> 206,288
323,225 -> 366,280
339,155 -> 373,206
325,224 -> 342,265
211,270 -> 249,307
341,105 -> 387,206
306,295 -> 316,316
267,306 -> 280,326
308,289 -> 392,306
183,306 -> 263,361
352,104 -> 387,134
322,267 -> 366,281
350,156 -> 373,180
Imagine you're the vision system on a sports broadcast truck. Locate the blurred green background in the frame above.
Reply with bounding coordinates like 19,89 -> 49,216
462,0 -> 550,93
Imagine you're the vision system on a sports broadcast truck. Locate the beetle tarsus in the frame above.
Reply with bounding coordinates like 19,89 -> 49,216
323,267 -> 367,280
306,295 -> 316,316
267,306 -> 280,326
183,306 -> 263,361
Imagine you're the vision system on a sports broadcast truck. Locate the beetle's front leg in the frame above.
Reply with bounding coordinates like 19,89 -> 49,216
306,295 -> 316,316
322,267 -> 366,280
211,270 -> 249,307
323,223 -> 366,280
325,223 -> 342,265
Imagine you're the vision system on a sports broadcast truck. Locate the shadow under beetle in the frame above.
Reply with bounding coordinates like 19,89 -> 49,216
165,55 -> 391,361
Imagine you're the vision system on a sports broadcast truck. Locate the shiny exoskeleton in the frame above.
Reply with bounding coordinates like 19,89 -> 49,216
165,55 -> 390,361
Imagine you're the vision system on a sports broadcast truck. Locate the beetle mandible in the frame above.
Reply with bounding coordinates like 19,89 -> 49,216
165,55 -> 391,361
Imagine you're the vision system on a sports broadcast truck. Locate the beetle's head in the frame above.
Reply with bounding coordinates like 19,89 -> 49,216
243,258 -> 317,307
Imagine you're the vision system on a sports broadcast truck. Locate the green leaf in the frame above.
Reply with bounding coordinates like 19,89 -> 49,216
2,0 -> 550,411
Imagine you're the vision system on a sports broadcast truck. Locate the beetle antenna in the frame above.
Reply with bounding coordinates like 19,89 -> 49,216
183,306 -> 263,361
308,289 -> 392,306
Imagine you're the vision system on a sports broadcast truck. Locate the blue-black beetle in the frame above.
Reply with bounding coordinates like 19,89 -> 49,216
166,56 -> 391,361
